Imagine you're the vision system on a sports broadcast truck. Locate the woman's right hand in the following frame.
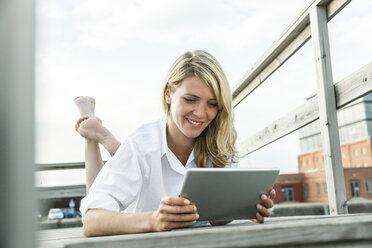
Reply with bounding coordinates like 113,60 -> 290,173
150,196 -> 199,231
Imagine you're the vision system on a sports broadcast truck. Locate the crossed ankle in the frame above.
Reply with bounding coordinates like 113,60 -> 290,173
101,134 -> 121,156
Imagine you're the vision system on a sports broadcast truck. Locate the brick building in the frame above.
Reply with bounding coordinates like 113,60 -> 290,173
275,95 -> 372,203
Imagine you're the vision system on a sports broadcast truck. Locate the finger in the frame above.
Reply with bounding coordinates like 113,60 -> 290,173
255,212 -> 264,223
161,196 -> 191,206
250,218 -> 259,223
260,194 -> 274,208
159,212 -> 199,222
171,220 -> 197,229
256,204 -> 271,217
269,188 -> 276,200
159,204 -> 196,214
162,220 -> 197,231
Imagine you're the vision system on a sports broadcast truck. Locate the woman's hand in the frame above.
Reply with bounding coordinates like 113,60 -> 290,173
150,196 -> 199,231
253,188 -> 276,223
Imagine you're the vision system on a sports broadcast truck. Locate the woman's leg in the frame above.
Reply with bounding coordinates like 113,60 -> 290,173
74,96 -> 121,192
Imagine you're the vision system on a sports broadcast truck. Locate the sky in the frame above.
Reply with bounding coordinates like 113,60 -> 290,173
34,0 -> 372,186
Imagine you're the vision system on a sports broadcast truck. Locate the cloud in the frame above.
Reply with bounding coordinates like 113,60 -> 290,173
70,0 -> 309,51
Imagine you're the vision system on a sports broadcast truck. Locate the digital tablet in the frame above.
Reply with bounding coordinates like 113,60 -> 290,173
179,168 -> 279,221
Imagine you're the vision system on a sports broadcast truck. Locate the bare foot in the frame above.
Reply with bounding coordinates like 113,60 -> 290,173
75,116 -> 108,143
75,116 -> 121,156
74,96 -> 96,116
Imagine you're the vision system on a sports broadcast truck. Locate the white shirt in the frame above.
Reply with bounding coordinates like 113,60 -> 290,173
80,117 -> 236,219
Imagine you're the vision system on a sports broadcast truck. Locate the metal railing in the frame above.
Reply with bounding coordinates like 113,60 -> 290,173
232,0 -> 372,215
36,0 -> 372,215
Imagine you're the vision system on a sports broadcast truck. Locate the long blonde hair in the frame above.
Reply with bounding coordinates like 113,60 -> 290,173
162,50 -> 237,168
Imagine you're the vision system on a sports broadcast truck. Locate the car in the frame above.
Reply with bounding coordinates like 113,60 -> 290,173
48,208 -> 64,220
61,208 -> 75,218
74,211 -> 82,218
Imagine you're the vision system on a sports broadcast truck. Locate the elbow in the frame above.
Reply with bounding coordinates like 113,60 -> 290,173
82,210 -> 97,237
83,224 -> 94,237
83,225 -> 93,237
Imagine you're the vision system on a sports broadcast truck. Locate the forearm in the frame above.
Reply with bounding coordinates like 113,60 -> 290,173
85,140 -> 104,193
101,134 -> 121,157
83,209 -> 153,237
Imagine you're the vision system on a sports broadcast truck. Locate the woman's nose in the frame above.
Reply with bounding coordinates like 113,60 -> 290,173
193,103 -> 207,118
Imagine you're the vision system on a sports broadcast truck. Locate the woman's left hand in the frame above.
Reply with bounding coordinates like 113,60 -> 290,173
253,188 -> 276,224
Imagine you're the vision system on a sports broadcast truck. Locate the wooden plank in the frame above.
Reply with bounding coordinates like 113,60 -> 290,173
239,96 -> 318,156
36,162 -> 85,171
238,62 -> 372,156
335,62 -> 372,108
35,161 -> 109,171
310,5 -> 347,215
36,214 -> 372,248
232,0 -> 351,107
36,185 -> 86,199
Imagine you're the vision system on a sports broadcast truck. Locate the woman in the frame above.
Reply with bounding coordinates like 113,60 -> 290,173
75,50 -> 275,237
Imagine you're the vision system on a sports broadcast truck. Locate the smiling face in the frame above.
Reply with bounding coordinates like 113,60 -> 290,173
165,76 -> 219,143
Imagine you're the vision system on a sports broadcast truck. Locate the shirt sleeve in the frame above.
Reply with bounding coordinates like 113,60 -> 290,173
80,138 -> 148,220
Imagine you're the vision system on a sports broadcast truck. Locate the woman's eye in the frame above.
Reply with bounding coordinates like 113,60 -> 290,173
208,103 -> 218,108
185,98 -> 196,103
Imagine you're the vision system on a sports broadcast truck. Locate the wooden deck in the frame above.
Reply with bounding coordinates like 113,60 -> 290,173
37,213 -> 372,248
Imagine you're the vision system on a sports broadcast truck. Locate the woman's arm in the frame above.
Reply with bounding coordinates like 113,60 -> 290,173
84,140 -> 104,193
83,197 -> 199,237
83,209 -> 153,236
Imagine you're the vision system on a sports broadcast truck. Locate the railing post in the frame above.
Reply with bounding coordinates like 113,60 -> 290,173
0,0 -> 36,247
310,5 -> 348,215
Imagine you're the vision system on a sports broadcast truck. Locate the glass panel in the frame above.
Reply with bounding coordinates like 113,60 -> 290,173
366,178 -> 372,193
350,180 -> 360,197
316,183 -> 321,196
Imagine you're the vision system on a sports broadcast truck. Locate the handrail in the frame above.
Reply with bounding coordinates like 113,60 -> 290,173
36,162 -> 85,171
238,62 -> 372,156
232,0 -> 351,107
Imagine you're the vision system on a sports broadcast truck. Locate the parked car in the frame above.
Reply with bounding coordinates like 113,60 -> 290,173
61,208 -> 75,218
75,211 -> 82,218
48,208 -> 64,220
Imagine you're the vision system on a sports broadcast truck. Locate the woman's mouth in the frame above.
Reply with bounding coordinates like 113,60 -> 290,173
186,117 -> 203,127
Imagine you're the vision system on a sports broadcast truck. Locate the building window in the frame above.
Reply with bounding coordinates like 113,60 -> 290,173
302,160 -> 305,167
304,184 -> 309,198
317,157 -> 320,164
366,178 -> 372,193
316,183 -> 321,196
281,186 -> 295,202
342,152 -> 345,158
354,149 -> 358,157
362,147 -> 366,155
323,182 -> 327,195
350,180 -> 360,198
308,160 -> 311,165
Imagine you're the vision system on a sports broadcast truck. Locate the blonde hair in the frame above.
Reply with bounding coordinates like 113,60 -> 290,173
162,50 -> 237,168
